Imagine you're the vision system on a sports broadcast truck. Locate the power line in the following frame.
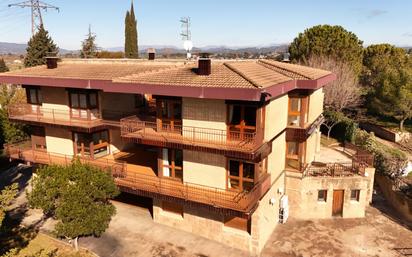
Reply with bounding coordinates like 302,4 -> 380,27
8,0 -> 59,35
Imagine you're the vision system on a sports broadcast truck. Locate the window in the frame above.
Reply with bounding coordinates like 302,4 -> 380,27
227,104 -> 257,141
350,190 -> 360,201
286,141 -> 303,170
228,159 -> 265,192
74,130 -> 109,159
318,190 -> 327,202
161,148 -> 183,181
288,97 -> 308,127
156,98 -> 182,130
69,91 -> 98,109
224,216 -> 251,234
26,87 -> 42,105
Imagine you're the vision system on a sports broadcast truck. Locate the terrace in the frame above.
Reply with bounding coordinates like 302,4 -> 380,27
8,103 -> 139,131
120,115 -> 260,154
4,141 -> 271,215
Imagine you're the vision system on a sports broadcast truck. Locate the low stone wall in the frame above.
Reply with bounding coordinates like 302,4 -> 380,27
375,175 -> 412,223
359,122 -> 410,142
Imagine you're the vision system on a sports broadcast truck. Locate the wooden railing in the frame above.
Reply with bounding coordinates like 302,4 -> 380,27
304,162 -> 365,177
8,104 -> 139,128
4,141 -> 270,213
120,116 -> 258,152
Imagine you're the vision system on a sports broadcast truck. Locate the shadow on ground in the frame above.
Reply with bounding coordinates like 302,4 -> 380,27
0,164 -> 46,255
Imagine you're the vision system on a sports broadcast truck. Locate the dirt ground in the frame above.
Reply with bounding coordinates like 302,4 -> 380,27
2,164 -> 412,257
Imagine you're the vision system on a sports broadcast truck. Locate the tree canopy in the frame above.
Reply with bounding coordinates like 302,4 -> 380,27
0,59 -> 9,73
124,2 -> 138,58
28,161 -> 119,250
24,25 -> 58,67
80,26 -> 98,58
289,25 -> 364,74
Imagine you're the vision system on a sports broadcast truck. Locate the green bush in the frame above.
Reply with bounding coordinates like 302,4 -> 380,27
353,129 -> 408,175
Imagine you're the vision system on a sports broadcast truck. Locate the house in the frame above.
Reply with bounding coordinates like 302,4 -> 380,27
0,56 -> 375,254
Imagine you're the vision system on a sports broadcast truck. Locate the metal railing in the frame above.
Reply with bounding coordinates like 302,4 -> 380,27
120,116 -> 258,152
4,141 -> 271,213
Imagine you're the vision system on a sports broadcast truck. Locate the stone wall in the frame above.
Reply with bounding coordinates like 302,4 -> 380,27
285,169 -> 375,219
376,174 -> 412,223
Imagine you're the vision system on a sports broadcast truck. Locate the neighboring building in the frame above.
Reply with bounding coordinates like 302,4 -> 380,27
0,57 -> 374,254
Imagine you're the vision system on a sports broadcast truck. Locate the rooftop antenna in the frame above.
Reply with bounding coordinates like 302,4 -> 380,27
9,0 -> 60,35
180,17 -> 193,59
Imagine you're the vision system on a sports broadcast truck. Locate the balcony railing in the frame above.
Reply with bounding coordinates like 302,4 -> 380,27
8,104 -> 137,129
5,141 -> 271,213
120,116 -> 258,152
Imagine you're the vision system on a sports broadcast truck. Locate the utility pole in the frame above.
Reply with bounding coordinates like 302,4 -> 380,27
180,17 -> 193,59
9,0 -> 59,35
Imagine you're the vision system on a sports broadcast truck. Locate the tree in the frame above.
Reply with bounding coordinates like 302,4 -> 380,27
28,161 -> 119,250
124,2 -> 138,58
289,25 -> 364,74
80,26 -> 98,59
0,183 -> 18,227
362,44 -> 407,88
0,59 -> 9,73
24,25 -> 58,67
362,44 -> 412,131
307,55 -> 362,112
322,110 -> 348,139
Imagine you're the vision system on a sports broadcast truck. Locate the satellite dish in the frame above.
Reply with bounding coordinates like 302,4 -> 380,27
183,40 -> 193,51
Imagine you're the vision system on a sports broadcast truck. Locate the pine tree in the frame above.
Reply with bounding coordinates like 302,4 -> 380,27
0,59 -> 9,72
124,2 -> 138,58
80,25 -> 98,58
24,25 -> 58,67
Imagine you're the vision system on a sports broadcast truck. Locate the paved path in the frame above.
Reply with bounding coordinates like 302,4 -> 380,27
79,199 -> 248,257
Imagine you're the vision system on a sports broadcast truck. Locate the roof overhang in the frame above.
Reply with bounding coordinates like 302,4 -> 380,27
0,72 -> 336,102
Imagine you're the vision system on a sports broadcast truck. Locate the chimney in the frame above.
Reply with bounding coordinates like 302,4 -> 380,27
46,57 -> 58,69
45,52 -> 59,69
197,53 -> 211,75
148,48 -> 156,60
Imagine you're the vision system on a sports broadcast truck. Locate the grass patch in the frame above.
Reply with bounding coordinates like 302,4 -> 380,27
16,233 -> 95,257
321,135 -> 339,147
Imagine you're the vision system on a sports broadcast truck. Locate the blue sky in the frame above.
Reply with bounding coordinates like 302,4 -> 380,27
0,0 -> 411,50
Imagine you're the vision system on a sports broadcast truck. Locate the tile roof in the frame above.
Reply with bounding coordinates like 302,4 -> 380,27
0,59 -> 332,90
3,60 -> 184,81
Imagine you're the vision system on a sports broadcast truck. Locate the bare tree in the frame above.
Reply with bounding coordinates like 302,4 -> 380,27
307,55 -> 362,112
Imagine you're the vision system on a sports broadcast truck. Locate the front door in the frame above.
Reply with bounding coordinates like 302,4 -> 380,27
332,190 -> 344,216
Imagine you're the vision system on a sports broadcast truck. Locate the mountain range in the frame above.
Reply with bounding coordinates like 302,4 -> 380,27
0,42 -> 288,55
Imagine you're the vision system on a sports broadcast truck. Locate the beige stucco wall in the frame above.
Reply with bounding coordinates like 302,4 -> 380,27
305,131 -> 318,164
285,173 -> 374,219
40,87 -> 71,121
264,95 -> 288,141
182,98 -> 227,139
251,171 -> 285,253
45,127 -> 73,156
109,128 -> 127,154
100,92 -> 137,115
183,150 -> 226,189
308,88 -> 324,124
267,132 -> 286,184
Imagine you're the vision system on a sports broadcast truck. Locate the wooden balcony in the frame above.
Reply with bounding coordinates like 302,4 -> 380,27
7,104 -> 136,131
5,141 -> 271,214
120,116 -> 259,155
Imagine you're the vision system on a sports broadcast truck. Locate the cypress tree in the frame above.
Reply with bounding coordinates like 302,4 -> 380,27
0,59 -> 9,72
24,25 -> 58,67
124,2 -> 138,58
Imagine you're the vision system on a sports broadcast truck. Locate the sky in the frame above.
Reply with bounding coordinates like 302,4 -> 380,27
0,0 -> 411,50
